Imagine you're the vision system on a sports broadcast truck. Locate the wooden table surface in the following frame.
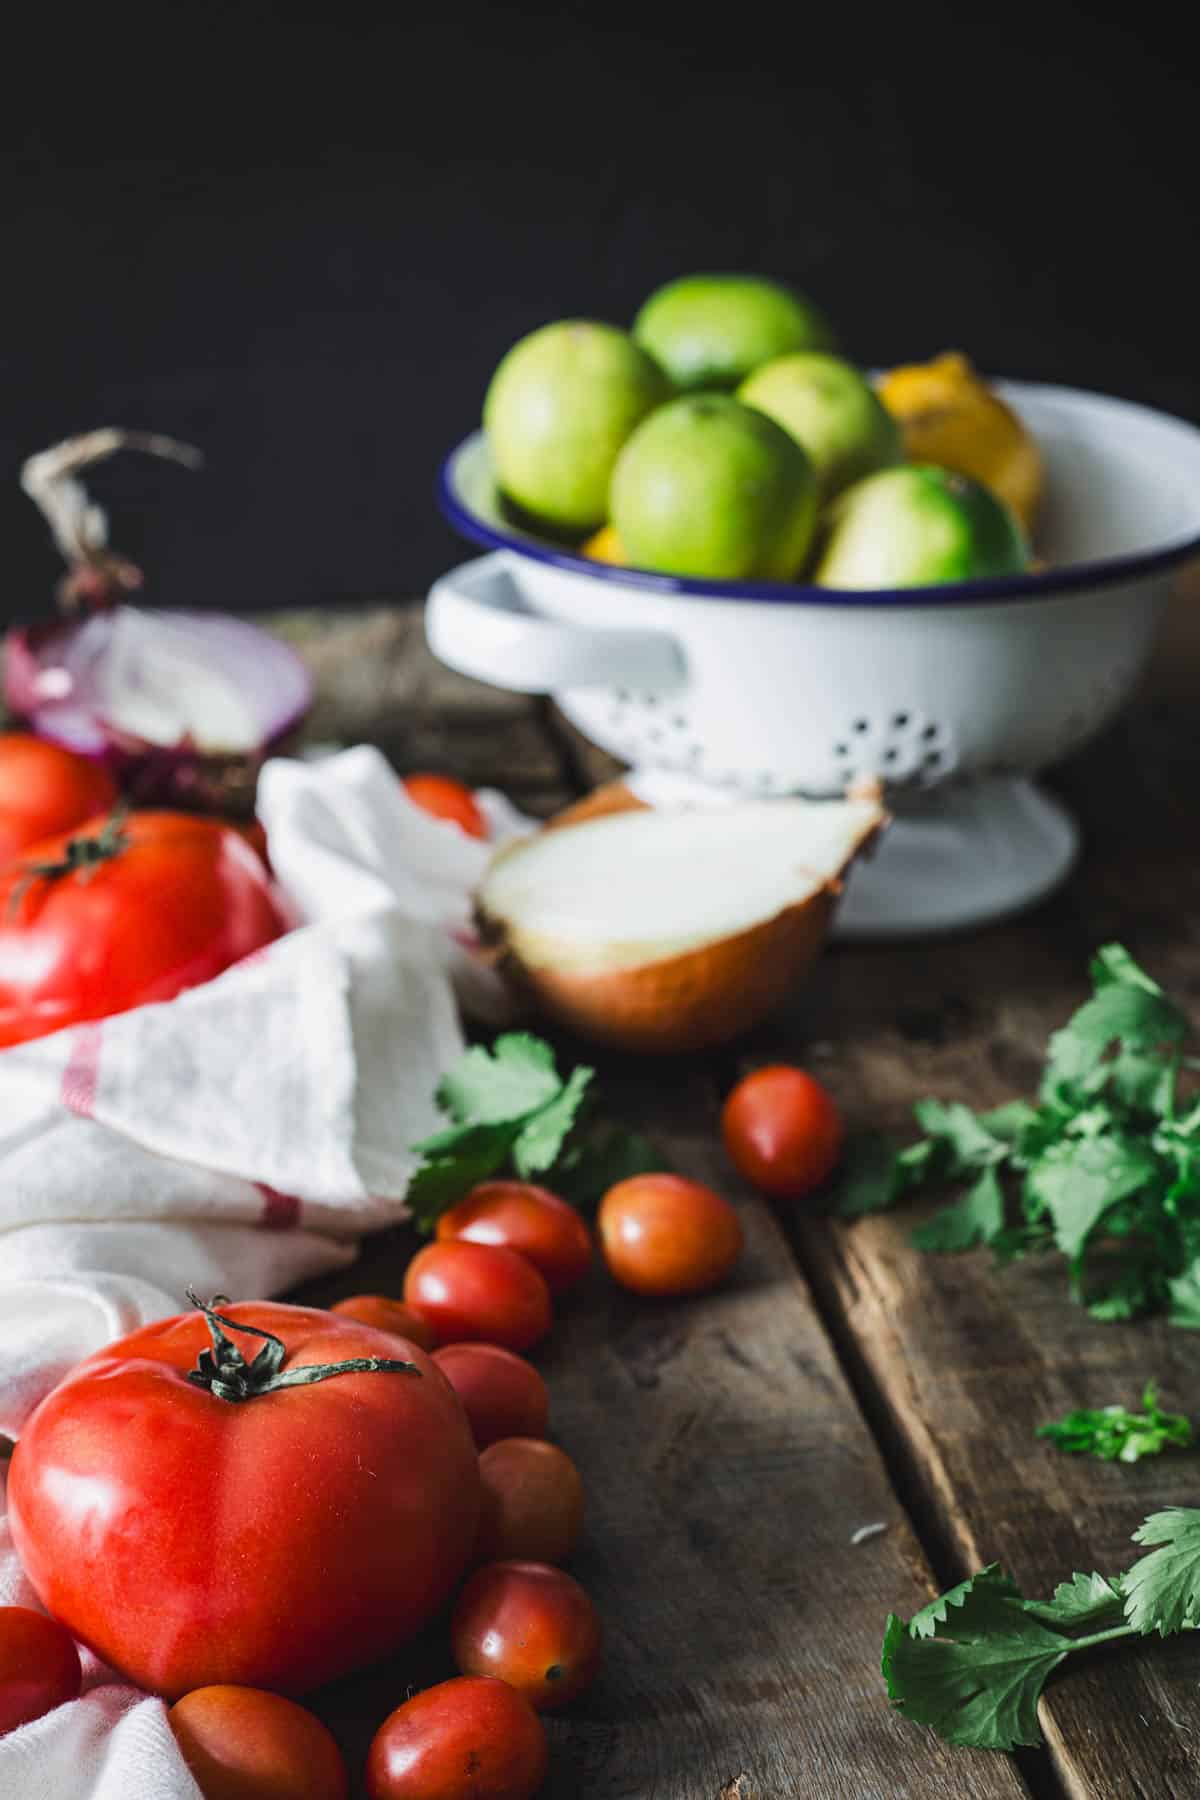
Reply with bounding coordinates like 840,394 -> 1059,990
275,570 -> 1200,1800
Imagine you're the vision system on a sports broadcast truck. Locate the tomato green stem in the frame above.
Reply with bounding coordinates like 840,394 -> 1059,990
185,1289 -> 421,1403
9,804 -> 131,914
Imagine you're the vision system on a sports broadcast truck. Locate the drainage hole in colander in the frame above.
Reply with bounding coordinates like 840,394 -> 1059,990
833,742 -> 849,757
671,714 -> 688,731
921,723 -> 939,741
892,711 -> 910,728
924,749 -> 942,768
853,718 -> 869,733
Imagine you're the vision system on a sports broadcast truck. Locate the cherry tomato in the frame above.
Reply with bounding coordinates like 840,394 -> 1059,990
436,1181 -> 592,1294
0,733 -> 117,866
366,1676 -> 547,1800
330,1294 -> 435,1353
402,774 -> 487,840
232,817 -> 271,870
0,810 -> 287,1050
597,1174 -> 743,1296
721,1065 -> 844,1200
452,1561 -> 601,1711
475,1438 -> 584,1566
404,1242 -> 552,1352
8,1299 -> 480,1698
0,1605 -> 81,1736
168,1685 -> 348,1800
432,1343 -> 549,1449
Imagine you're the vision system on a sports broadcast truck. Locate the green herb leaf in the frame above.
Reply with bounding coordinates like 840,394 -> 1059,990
1167,1261 -> 1200,1328
554,1125 -> 667,1212
1038,1385 -> 1192,1463
911,1166 -> 1005,1252
912,1099 -> 1010,1176
1042,948 -> 1187,1106
435,1033 -> 563,1124
882,1565 -> 1074,1750
1023,1571 -> 1126,1628
513,1064 -> 594,1176
828,1130 -> 905,1217
405,1121 -> 521,1231
1023,1133 -> 1159,1264
1125,1509 -> 1200,1636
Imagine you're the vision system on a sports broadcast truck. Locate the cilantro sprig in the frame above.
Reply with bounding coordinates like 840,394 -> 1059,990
832,945 -> 1200,1324
407,1032 -> 662,1231
1038,1384 -> 1192,1463
883,1508 -> 1200,1749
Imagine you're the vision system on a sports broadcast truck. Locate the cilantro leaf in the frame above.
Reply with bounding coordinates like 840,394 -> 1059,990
885,1502 -> 1200,1754
513,1064 -> 594,1176
1042,950 -> 1187,1105
912,1099 -> 1010,1176
828,1130 -> 905,1217
1039,1385 -> 1192,1463
1167,1261 -> 1200,1328
1125,1509 -> 1200,1636
405,1121 -> 521,1230
911,1166 -> 1005,1252
1023,1571 -> 1126,1628
882,1565 -> 1072,1750
436,1033 -> 562,1124
1023,1134 -> 1159,1264
554,1125 -> 666,1211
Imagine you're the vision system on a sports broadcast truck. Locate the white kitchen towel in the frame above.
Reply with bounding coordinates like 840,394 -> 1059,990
0,744 -> 526,1797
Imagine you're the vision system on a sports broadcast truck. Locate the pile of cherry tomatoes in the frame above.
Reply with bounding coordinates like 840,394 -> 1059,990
0,735 -> 848,1798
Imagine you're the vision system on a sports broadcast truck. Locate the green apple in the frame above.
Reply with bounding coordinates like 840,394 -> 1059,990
632,274 -> 835,392
610,394 -> 818,581
815,465 -> 1031,588
739,353 -> 902,499
484,320 -> 670,533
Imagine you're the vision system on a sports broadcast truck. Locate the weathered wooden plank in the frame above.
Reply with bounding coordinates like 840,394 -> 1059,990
295,1069 -> 1027,1800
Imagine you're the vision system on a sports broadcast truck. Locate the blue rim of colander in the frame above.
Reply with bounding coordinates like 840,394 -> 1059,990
437,434 -> 1200,609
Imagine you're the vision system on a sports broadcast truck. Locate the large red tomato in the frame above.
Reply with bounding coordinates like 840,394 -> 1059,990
0,810 -> 287,1048
0,733 -> 117,865
7,1298 -> 481,1699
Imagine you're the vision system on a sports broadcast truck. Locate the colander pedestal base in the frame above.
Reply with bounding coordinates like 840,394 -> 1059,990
833,776 -> 1078,939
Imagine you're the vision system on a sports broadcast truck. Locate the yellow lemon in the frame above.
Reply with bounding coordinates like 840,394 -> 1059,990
876,351 -> 1043,534
581,523 -> 627,564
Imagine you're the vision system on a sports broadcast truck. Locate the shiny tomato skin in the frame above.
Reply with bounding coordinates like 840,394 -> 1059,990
597,1174 -> 743,1297
436,1182 -> 592,1294
402,774 -> 487,840
330,1294 -> 436,1352
475,1439 -> 584,1566
432,1344 -> 549,1449
0,810 -> 287,1049
721,1065 -> 844,1200
0,733 -> 118,865
366,1676 -> 547,1800
7,1302 -> 480,1699
168,1685 -> 348,1800
452,1562 -> 601,1711
405,1242 -> 552,1352
0,1605 -> 81,1736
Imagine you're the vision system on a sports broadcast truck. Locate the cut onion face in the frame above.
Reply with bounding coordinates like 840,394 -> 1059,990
4,607 -> 312,812
477,794 -> 886,1053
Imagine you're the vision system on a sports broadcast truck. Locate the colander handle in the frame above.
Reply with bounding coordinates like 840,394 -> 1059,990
425,553 -> 686,694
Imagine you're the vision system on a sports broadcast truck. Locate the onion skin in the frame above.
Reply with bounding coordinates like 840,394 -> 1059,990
479,883 -> 840,1054
478,791 -> 885,1054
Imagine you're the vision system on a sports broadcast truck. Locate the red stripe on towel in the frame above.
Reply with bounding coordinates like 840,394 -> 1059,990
60,1022 -> 103,1118
257,1184 -> 303,1229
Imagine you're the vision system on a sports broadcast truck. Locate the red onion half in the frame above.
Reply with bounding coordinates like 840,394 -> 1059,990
5,606 -> 313,812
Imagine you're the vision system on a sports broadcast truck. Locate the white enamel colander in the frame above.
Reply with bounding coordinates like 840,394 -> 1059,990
426,381 -> 1200,935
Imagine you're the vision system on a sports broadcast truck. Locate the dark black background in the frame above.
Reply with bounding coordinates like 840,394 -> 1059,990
1,2 -> 1192,622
